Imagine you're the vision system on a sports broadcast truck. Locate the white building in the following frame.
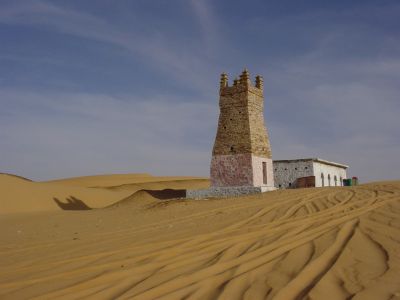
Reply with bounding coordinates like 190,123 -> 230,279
273,158 -> 348,189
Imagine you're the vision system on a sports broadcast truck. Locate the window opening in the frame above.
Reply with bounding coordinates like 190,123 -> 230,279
262,162 -> 267,185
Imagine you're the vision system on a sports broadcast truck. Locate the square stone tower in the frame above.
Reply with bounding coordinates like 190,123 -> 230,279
210,69 -> 275,190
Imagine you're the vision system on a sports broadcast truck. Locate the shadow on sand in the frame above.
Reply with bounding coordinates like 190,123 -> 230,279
53,196 -> 92,210
143,189 -> 186,200
53,190 -> 186,211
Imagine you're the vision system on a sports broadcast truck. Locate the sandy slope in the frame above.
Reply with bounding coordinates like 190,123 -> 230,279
0,174 -> 130,213
1,176 -> 400,299
0,174 -> 208,213
44,174 -> 206,189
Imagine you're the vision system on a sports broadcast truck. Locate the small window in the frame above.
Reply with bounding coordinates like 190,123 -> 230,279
230,118 -> 232,121
284,168 -> 287,171
279,184 -> 282,188
230,146 -> 234,151
295,167 -> 297,170
262,162 -> 267,184
305,167 -> 308,169
289,183 -> 292,187
274,168 -> 277,171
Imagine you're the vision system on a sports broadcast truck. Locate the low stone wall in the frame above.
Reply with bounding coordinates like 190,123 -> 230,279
186,185 -> 276,199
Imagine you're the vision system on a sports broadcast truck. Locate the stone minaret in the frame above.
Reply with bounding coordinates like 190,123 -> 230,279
210,69 -> 274,189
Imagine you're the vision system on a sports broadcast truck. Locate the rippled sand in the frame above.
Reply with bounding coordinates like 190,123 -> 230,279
1,174 -> 399,299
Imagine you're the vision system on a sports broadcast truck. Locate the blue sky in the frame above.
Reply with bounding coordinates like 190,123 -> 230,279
0,0 -> 399,182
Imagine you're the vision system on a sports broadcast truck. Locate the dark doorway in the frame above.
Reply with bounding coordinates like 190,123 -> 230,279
262,162 -> 267,184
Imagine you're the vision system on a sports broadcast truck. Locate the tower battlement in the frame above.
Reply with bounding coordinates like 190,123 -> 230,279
219,69 -> 264,96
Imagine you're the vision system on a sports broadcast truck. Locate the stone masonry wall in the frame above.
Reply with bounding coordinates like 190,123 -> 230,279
186,185 -> 276,199
247,89 -> 272,158
212,71 -> 272,158
212,89 -> 252,156
273,160 -> 314,188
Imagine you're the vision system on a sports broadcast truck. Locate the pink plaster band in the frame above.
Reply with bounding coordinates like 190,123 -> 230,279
211,154 -> 253,187
210,154 -> 274,187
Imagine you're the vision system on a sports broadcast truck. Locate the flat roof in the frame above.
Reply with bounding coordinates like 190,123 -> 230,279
273,158 -> 349,169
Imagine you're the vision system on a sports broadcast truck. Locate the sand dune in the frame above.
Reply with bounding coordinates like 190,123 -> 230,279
0,174 -> 130,213
1,176 -> 400,299
44,174 -> 206,189
0,174 -> 208,214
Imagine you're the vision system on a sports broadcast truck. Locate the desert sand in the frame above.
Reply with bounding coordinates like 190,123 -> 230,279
1,173 -> 399,299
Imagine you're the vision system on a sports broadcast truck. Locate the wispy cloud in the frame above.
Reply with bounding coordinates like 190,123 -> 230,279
1,1 -> 399,182
0,1 -> 220,92
190,0 -> 220,55
265,53 -> 400,181
0,89 -> 217,180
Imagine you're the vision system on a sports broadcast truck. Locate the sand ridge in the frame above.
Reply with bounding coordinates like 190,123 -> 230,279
1,176 -> 400,299
0,173 -> 208,213
44,174 -> 207,189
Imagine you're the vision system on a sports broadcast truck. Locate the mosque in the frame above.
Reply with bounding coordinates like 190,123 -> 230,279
187,69 -> 348,198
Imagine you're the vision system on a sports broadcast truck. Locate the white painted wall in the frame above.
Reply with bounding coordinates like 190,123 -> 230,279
273,160 -> 347,188
313,162 -> 347,187
252,156 -> 274,187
